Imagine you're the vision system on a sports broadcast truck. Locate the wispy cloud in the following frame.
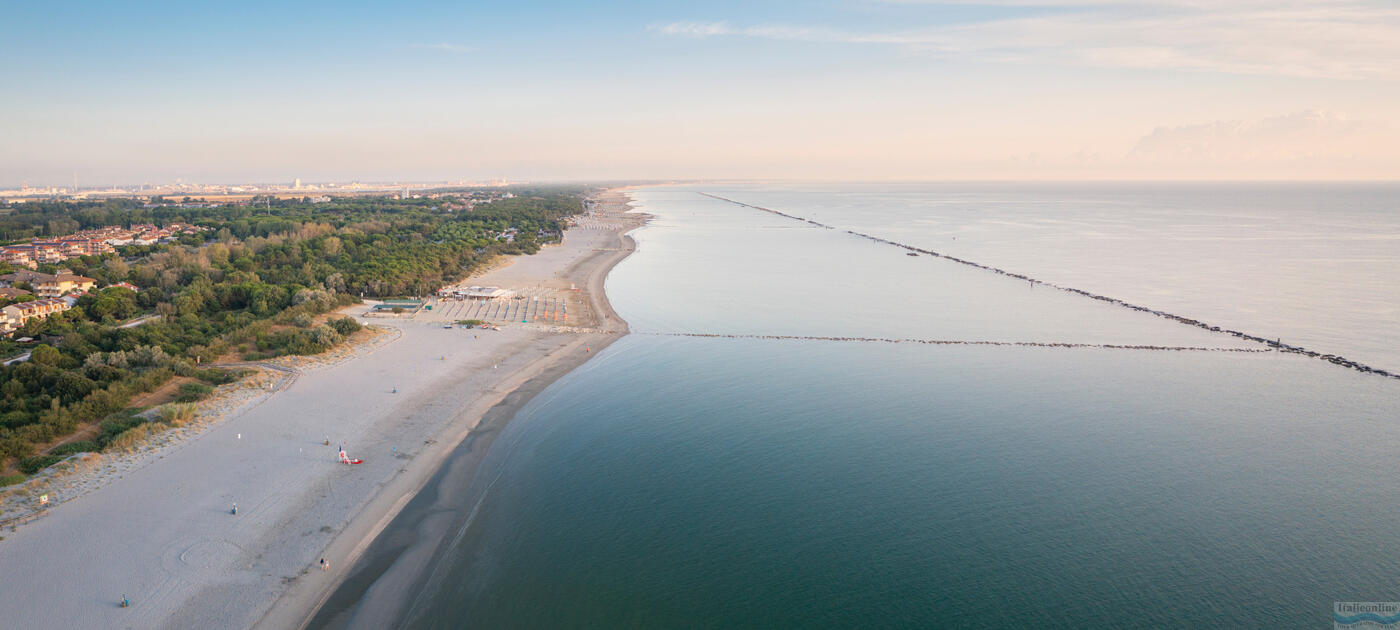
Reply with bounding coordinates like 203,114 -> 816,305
408,42 -> 476,54
650,1 -> 1400,79
872,0 -> 1369,7
647,21 -> 930,45
1129,109 -> 1396,162
650,22 -> 733,38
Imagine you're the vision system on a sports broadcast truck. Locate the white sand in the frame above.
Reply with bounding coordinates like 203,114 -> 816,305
0,195 -> 643,629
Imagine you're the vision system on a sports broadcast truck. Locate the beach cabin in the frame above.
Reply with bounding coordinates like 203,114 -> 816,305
462,286 -> 512,300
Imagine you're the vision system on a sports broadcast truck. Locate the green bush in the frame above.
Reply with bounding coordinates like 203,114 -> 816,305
50,441 -> 98,457
328,316 -> 361,336
195,367 -> 246,385
309,325 -> 341,350
156,403 -> 198,426
171,359 -> 196,377
18,454 -> 63,475
175,382 -> 214,403
97,415 -> 146,449
0,473 -> 25,487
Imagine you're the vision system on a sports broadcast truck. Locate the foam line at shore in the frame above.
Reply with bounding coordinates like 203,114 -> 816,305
699,192 -> 1397,381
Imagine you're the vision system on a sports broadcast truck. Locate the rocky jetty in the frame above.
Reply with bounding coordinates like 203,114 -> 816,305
647,332 -> 1271,352
699,192 -> 1396,381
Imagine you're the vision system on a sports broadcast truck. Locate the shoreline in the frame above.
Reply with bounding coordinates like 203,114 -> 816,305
0,189 -> 645,630
0,325 -> 397,531
258,189 -> 645,629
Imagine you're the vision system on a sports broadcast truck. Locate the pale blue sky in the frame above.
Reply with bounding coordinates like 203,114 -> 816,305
3,1 -> 1397,185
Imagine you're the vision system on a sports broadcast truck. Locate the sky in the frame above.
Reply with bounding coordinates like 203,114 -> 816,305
3,0 -> 1399,185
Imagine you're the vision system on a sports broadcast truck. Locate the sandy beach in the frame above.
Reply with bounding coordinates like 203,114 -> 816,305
0,190 -> 643,630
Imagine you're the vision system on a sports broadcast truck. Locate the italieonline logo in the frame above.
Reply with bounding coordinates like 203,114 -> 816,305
1335,602 -> 1400,628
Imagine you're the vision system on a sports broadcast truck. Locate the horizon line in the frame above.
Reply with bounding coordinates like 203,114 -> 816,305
4,177 -> 1400,192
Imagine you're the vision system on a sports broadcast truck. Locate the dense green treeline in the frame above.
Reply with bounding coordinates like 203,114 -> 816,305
0,188 -> 584,472
0,198 -> 143,242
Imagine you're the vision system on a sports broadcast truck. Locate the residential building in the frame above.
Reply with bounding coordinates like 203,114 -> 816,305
1,298 -> 69,335
0,270 -> 52,287
36,274 -> 96,297
0,223 -> 202,269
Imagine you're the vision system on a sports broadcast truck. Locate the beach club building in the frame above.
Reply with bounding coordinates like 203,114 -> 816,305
438,286 -> 513,300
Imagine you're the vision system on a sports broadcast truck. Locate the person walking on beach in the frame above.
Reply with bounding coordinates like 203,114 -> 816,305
320,558 -> 328,571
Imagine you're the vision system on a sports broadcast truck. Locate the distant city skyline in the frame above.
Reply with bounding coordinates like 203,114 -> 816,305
4,0 -> 1398,184
0,177 -> 531,204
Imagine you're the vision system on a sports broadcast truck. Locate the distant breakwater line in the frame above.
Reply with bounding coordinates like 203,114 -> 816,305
645,332 -> 1270,353
698,192 -> 1397,381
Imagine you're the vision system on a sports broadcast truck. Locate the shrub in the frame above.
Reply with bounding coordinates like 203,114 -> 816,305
176,382 -> 214,403
198,339 -> 230,361
1,410 -> 34,430
29,344 -> 61,367
106,423 -> 165,452
328,316 -> 361,336
156,403 -> 198,426
97,415 -> 146,449
171,359 -> 196,377
18,455 -> 63,475
309,325 -> 341,350
129,345 -> 170,367
50,441 -> 98,457
292,313 -> 314,328
0,473 -> 26,487
195,367 -> 246,385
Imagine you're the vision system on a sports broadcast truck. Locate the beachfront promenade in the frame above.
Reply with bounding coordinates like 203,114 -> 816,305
0,194 -> 642,629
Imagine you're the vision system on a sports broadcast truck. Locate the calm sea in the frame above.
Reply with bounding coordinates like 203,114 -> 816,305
349,184 -> 1400,629
684,182 -> 1399,370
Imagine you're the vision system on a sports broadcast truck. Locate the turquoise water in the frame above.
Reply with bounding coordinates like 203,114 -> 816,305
338,184 -> 1400,629
409,339 -> 1398,628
